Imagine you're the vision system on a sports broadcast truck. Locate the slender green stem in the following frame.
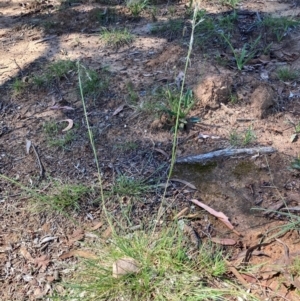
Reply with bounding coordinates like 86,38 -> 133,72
77,62 -> 113,229
152,3 -> 203,232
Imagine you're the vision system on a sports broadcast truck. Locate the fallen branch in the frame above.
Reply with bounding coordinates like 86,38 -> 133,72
176,147 -> 276,164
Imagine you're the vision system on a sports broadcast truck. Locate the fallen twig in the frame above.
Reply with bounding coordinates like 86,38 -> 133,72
176,147 -> 276,164
32,143 -> 45,178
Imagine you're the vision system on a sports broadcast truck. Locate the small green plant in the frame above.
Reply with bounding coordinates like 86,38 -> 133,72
161,88 -> 194,129
229,129 -> 240,146
32,60 -> 76,87
48,60 -> 77,79
221,34 -> 261,70
43,121 -> 76,149
12,78 -> 26,95
112,175 -> 150,197
33,182 -> 89,212
289,257 -> 300,277
114,141 -> 138,152
277,66 -> 300,82
101,28 -> 134,49
229,93 -> 238,104
262,15 -> 300,42
220,0 -> 240,9
291,156 -> 300,170
126,0 -> 148,17
149,5 -> 158,21
229,127 -> 256,146
79,67 -> 109,98
218,10 -> 238,32
194,10 -> 217,47
126,81 -> 139,104
243,126 -> 256,145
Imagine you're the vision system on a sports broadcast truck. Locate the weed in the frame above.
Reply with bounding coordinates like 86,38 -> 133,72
221,34 -> 261,70
215,52 -> 229,67
194,10 -> 217,47
48,60 -> 77,79
218,10 -> 238,32
291,157 -> 300,170
12,78 -> 26,95
220,0 -> 240,9
43,121 -> 76,149
229,127 -> 256,146
126,0 -> 148,17
112,175 -> 150,197
60,226 -> 255,301
32,60 -> 76,87
32,182 -> 89,212
168,5 -> 176,17
277,66 -> 300,82
161,88 -> 194,130
79,67 -> 109,98
243,126 -> 256,145
262,15 -> 300,42
126,81 -> 139,104
229,93 -> 238,104
149,5 -> 158,21
229,129 -> 240,146
114,141 -> 138,152
101,28 -> 134,49
289,257 -> 300,277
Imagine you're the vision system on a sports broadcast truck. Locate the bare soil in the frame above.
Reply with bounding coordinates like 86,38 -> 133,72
1,0 -> 300,300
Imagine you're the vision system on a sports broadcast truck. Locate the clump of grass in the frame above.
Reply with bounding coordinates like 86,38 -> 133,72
262,15 -> 300,42
114,141 -> 138,152
32,182 -> 90,212
79,67 -> 109,98
33,59 -> 76,87
101,28 -> 134,49
59,226 -> 253,301
289,257 -> 300,277
112,175 -> 151,197
48,60 -> 77,78
218,10 -> 238,32
277,66 -> 300,82
229,127 -> 256,146
43,121 -> 76,149
126,81 -> 139,104
12,78 -> 26,95
229,129 -> 240,146
126,0 -> 148,17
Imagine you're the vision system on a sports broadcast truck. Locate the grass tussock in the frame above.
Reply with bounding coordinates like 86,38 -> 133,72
54,226 -> 257,301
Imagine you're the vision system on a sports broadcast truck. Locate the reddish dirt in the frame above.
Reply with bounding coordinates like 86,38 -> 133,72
1,0 -> 300,300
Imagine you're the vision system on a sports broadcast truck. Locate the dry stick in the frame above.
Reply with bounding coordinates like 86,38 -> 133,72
176,147 -> 276,164
31,143 -> 44,178
224,259 -> 250,290
13,59 -> 23,77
